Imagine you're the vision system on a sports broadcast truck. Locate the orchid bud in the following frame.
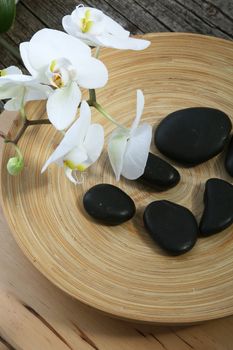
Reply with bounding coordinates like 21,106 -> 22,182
7,155 -> 24,175
7,146 -> 24,175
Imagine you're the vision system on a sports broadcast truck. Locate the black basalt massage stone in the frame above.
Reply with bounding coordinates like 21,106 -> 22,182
83,184 -> 136,225
199,178 -> 233,236
155,107 -> 231,166
225,135 -> 233,177
138,152 -> 180,190
143,200 -> 198,255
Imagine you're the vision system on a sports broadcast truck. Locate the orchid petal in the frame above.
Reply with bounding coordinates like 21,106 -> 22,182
121,123 -> 152,180
28,29 -> 91,72
24,84 -> 52,102
131,89 -> 144,132
104,15 -> 129,38
24,84 -> 53,102
19,42 -> 38,76
0,74 -> 35,84
4,96 -> 23,111
63,16 -> 102,46
41,142 -> 73,173
84,124 -> 104,165
1,66 -> 22,76
74,56 -> 108,89
93,33 -> 150,50
64,146 -> 88,166
47,82 -> 81,130
0,84 -> 21,99
41,101 -> 91,173
64,167 -> 78,184
108,128 -> 128,181
65,100 -> 91,146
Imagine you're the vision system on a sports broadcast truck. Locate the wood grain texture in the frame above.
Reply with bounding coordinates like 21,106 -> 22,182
0,122 -> 233,350
1,33 -> 233,324
1,0 -> 233,68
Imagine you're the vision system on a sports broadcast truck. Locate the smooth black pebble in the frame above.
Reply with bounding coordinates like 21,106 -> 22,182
143,200 -> 198,255
155,107 -> 232,166
199,178 -> 233,236
83,184 -> 136,225
225,135 -> 233,176
138,152 -> 180,190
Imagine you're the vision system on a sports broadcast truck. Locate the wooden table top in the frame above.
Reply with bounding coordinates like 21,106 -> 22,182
1,1 -> 233,348
0,114 -> 233,350
0,0 -> 233,69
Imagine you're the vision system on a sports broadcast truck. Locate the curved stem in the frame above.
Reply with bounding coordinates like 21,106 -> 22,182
92,101 -> 127,130
14,144 -> 23,160
5,118 -> 51,145
89,89 -> 96,103
0,131 -> 6,140
95,46 -> 101,58
20,90 -> 26,120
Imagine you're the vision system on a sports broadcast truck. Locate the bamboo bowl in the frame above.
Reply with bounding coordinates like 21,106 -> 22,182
1,33 -> 233,324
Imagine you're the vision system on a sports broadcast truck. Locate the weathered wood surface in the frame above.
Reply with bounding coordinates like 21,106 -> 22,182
0,111 -> 233,350
0,0 -> 233,68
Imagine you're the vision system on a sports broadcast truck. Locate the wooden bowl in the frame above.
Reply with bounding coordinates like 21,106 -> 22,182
1,33 -> 233,324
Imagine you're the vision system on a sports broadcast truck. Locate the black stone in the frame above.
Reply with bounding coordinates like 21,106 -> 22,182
199,178 -> 233,236
143,200 -> 198,255
138,152 -> 180,190
225,135 -> 233,177
155,107 -> 232,166
83,184 -> 136,225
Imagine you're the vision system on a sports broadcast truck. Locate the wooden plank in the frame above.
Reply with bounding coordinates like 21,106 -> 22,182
0,34 -> 21,69
134,0 -> 233,39
175,0 -> 233,38
203,0 -> 233,20
7,2 -> 45,45
21,0 -> 142,34
89,0 -> 169,32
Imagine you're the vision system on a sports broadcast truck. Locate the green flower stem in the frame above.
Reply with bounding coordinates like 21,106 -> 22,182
0,36 -> 21,61
5,118 -> 51,145
0,131 -> 6,140
20,100 -> 26,121
95,46 -> 100,58
14,144 -> 23,160
92,101 -> 127,130
89,89 -> 96,103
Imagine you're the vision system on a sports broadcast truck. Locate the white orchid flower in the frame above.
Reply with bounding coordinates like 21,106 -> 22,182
0,66 -> 51,111
108,90 -> 152,181
62,5 -> 150,50
20,28 -> 108,130
42,101 -> 104,184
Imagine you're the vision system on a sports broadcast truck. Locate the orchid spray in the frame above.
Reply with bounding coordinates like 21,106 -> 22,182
0,5 -> 152,184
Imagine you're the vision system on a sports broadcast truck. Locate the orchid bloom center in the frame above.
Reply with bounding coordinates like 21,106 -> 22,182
76,7 -> 105,35
47,58 -> 76,89
63,146 -> 87,172
0,69 -> 7,77
80,9 -> 93,33
64,159 -> 86,171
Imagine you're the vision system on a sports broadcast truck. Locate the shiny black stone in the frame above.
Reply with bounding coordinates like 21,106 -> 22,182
199,178 -> 233,236
143,200 -> 198,255
225,135 -> 233,177
155,107 -> 231,166
83,184 -> 136,225
138,152 -> 180,190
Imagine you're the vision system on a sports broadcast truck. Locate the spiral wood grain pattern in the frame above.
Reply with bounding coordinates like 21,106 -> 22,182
1,33 -> 233,324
